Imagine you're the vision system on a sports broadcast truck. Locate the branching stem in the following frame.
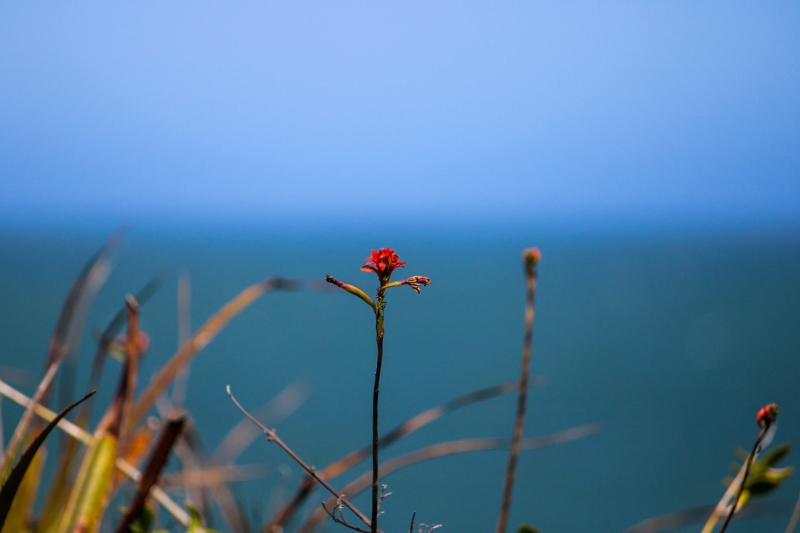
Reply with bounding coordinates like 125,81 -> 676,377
227,386 -> 373,530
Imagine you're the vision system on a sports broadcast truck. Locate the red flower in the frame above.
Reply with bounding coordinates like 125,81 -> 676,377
361,248 -> 407,281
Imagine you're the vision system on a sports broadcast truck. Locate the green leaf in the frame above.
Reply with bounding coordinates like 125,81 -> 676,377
185,502 -> 221,533
761,443 -> 791,467
0,390 -> 96,530
130,505 -> 155,533
518,524 -> 542,533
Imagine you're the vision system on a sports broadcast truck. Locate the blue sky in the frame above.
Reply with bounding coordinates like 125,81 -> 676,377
1,2 -> 798,232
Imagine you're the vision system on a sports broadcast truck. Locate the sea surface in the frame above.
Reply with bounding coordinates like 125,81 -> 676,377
0,225 -> 799,533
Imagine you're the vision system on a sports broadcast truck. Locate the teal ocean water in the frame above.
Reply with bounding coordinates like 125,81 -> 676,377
0,227 -> 798,532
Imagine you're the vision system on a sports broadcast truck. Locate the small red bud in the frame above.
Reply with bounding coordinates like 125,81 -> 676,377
522,248 -> 542,266
115,331 -> 150,354
756,403 -> 779,427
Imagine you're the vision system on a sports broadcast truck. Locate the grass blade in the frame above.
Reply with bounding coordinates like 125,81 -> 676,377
0,379 -> 189,527
265,380 -> 530,533
0,390 -> 96,529
130,277 -> 305,429
298,423 -> 601,533
213,380 -> 309,465
115,413 -> 187,533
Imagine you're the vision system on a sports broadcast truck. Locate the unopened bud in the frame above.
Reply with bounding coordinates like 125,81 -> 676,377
404,276 -> 431,294
522,248 -> 542,266
114,331 -> 151,354
756,403 -> 779,427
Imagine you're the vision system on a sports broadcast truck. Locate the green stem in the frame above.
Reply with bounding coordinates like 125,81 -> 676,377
372,294 -> 385,533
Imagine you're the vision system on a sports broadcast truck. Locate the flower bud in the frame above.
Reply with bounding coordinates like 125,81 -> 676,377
756,403 -> 779,427
522,248 -> 542,266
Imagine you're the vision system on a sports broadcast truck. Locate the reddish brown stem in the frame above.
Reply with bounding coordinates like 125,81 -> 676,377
227,386 -> 373,530
496,255 -> 539,533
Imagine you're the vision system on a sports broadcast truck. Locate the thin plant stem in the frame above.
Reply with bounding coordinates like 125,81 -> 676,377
786,487 -> 800,533
700,462 -> 748,533
718,424 -> 769,533
496,252 -> 539,533
371,293 -> 385,533
227,386 -> 373,530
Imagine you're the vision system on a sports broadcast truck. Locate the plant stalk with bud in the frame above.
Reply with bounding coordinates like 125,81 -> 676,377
327,248 -> 430,533
496,248 -> 542,533
716,403 -> 779,533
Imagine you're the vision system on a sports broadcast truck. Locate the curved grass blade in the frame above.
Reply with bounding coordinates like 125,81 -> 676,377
0,359 -> 61,483
160,464 -> 273,491
324,380 -> 534,479
264,379 -> 533,533
1,443 -> 44,533
298,423 -> 601,533
81,268 -> 168,427
38,272 -> 168,532
625,500 -> 794,533
0,229 -> 125,480
213,380 -> 309,465
172,422 -> 251,533
44,227 -> 127,408
0,390 -> 96,529
0,379 -> 189,526
130,277 -> 306,429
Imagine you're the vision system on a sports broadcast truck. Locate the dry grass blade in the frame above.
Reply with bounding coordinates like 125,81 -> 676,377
56,231 -> 128,426
228,386 -> 374,531
96,297 -> 141,442
213,380 -> 309,465
42,227 -> 127,407
46,234 -> 123,528
298,423 -> 601,533
326,380 -> 527,479
172,272 -> 193,410
0,390 -> 95,530
172,421 -> 251,533
625,500 -> 794,533
0,356 -> 62,481
58,298 -> 143,533
787,489 -> 800,533
115,413 -> 187,533
160,464 -> 273,491
0,369 -> 33,389
0,378 -> 189,526
265,380 -> 529,533
35,273 -> 168,531
81,269 -> 168,427
130,277 -> 304,429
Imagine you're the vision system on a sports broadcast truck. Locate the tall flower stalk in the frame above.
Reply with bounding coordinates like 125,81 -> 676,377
714,403 -> 779,533
496,248 -> 541,533
327,248 -> 430,533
